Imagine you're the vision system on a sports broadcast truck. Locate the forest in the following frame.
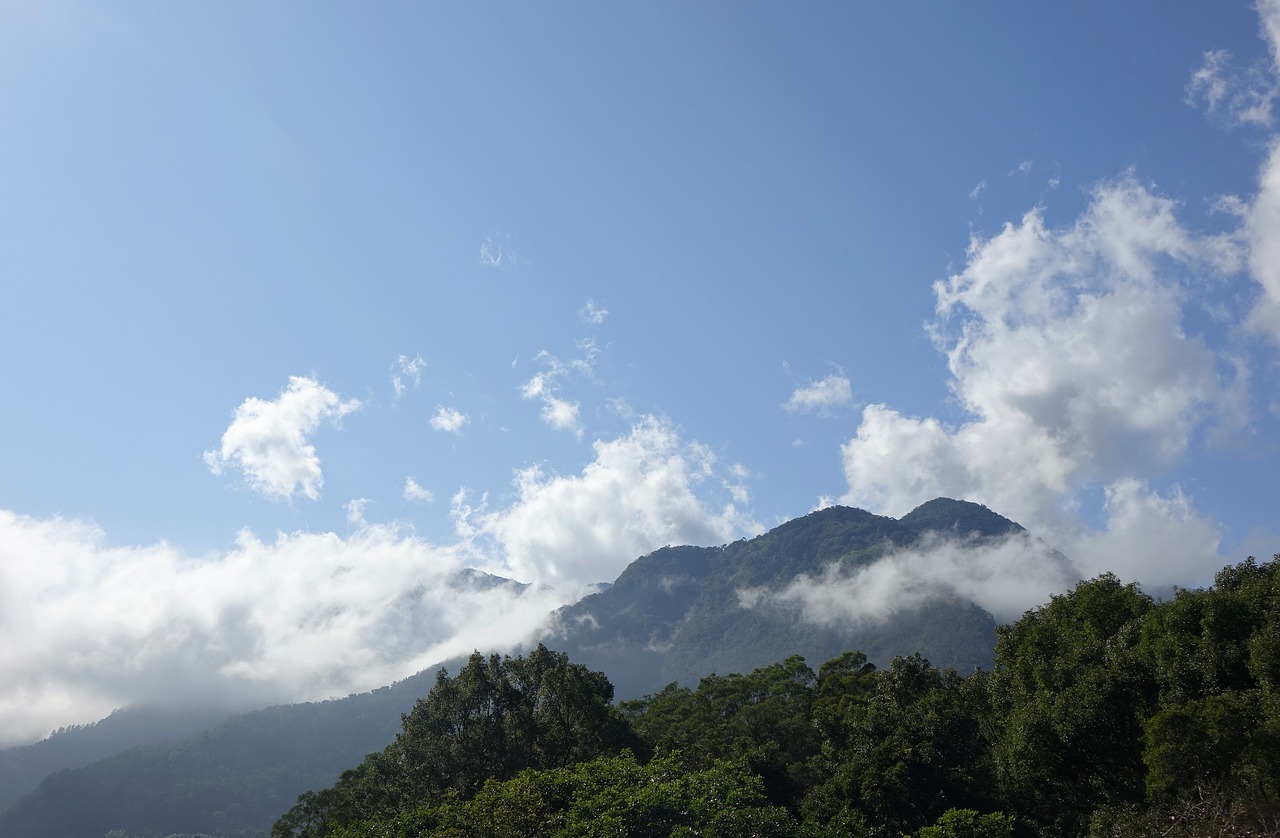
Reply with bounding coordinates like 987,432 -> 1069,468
258,555 -> 1280,838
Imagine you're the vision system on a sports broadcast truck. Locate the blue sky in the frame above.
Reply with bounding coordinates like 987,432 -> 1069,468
3,1 -> 1280,744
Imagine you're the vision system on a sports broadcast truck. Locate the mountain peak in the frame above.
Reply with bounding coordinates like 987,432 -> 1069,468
899,497 -> 1023,539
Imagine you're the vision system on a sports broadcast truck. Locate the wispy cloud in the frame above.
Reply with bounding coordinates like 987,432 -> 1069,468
520,339 -> 601,437
391,354 -> 426,399
403,477 -> 433,503
479,233 -> 517,269
203,376 -> 361,502
580,299 -> 609,325
784,373 -> 853,415
1186,48 -> 1276,127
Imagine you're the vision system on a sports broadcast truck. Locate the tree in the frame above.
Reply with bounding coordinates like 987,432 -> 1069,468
273,645 -> 631,838
986,574 -> 1154,835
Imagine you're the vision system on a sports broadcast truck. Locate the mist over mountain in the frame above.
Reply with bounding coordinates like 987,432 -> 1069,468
0,498 -> 1060,838
543,499 -> 1029,698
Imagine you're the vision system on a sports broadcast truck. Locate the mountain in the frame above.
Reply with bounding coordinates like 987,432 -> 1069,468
543,499 -> 1012,698
0,705 -> 237,816
0,498 -> 1028,838
0,665 -> 452,838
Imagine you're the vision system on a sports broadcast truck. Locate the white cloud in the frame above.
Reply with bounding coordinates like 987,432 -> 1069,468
1073,479 -> 1221,587
741,531 -> 1076,627
580,299 -> 609,325
784,373 -> 853,415
1186,48 -> 1276,127
392,354 -> 426,399
403,476 -> 434,503
540,395 -> 582,437
479,233 -> 517,269
471,416 -> 758,588
969,180 -> 986,200
429,406 -> 469,433
520,343 -> 600,437
203,376 -> 361,502
1246,139 -> 1280,341
0,509 -> 576,746
840,175 -> 1242,585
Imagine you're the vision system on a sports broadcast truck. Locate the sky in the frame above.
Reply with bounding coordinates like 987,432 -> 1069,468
3,1 -> 1280,745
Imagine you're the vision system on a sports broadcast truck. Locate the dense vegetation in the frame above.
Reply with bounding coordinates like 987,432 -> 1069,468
270,556 -> 1280,838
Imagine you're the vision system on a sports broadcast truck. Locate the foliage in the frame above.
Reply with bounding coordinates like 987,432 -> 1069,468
272,645 -> 634,838
326,752 -> 798,838
804,655 -> 994,837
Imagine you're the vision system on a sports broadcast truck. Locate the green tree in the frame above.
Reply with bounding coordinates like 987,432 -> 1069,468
273,646 -> 631,838
804,654 -> 992,837
622,655 -> 819,812
986,574 -> 1154,835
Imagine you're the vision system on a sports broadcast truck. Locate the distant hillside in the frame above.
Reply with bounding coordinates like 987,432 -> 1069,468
543,499 -> 1014,698
0,704 -> 235,815
0,665 -> 451,838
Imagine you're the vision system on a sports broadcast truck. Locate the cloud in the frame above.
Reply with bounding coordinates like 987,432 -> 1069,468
839,175 -> 1243,584
969,180 -> 986,200
1072,479 -> 1221,586
392,354 -> 426,399
479,233 -> 517,269
465,416 -> 759,588
784,373 -> 853,415
1246,140 -> 1280,342
740,531 -> 1077,627
580,299 -> 609,325
203,376 -> 361,501
403,477 -> 434,503
1186,48 -> 1276,128
0,509 -> 577,746
520,341 -> 601,437
429,406 -> 469,433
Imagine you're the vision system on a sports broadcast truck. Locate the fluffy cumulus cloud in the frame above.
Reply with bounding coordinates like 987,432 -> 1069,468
840,174 -> 1244,589
429,406 -> 469,433
0,510 -> 576,746
463,416 -> 758,588
784,373 -> 853,415
203,376 -> 362,501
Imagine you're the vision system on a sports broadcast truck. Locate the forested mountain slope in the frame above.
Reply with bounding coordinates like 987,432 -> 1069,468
544,499 -> 1014,697
263,554 -> 1280,838
0,705 -> 235,815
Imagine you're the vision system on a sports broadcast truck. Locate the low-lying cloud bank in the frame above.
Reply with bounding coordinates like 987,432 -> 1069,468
0,416 -> 755,747
740,531 -> 1075,627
